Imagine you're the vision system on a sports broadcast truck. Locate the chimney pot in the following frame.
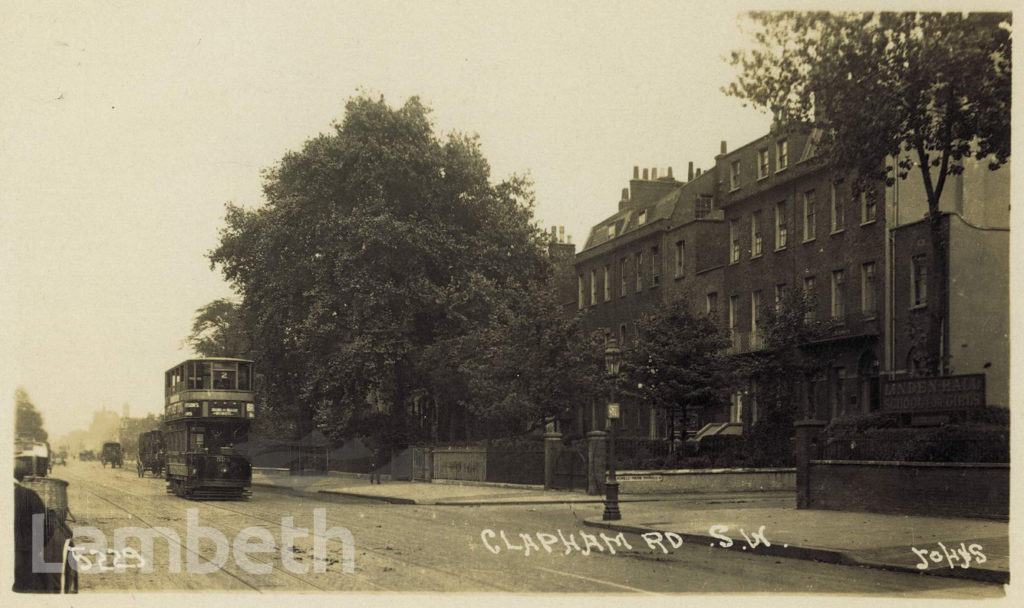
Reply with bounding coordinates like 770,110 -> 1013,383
642,168 -> 649,180
633,166 -> 639,179
567,235 -> 572,244
652,167 -> 658,180
720,140 -> 727,155
559,226 -> 565,243
688,161 -> 694,181
667,166 -> 673,179
696,168 -> 702,176
621,187 -> 629,202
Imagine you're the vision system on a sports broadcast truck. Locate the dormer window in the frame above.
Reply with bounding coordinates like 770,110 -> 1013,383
607,224 -> 616,238
730,160 -> 741,191
638,209 -> 647,226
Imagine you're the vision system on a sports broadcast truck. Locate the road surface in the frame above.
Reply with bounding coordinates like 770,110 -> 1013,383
45,459 -> 1003,596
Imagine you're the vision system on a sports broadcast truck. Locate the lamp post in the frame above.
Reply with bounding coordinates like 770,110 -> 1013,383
603,337 -> 622,521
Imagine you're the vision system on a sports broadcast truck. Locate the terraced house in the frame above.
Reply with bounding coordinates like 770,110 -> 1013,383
571,119 -> 1009,447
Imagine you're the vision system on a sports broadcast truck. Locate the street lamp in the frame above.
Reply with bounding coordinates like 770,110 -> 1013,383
603,337 -> 622,521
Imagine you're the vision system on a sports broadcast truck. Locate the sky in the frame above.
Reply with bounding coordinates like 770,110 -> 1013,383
1,0 -> 1010,441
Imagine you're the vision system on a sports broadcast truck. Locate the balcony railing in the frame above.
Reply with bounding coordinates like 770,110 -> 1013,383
728,312 -> 880,354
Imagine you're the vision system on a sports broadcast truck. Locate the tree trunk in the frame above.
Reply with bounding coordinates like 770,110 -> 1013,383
925,210 -> 948,376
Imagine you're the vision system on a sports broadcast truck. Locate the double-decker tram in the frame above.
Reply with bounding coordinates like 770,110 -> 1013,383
163,358 -> 256,499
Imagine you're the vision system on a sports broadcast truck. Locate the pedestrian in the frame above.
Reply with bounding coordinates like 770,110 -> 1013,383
370,445 -> 382,484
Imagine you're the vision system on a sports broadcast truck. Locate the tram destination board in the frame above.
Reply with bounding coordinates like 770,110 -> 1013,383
882,374 -> 985,412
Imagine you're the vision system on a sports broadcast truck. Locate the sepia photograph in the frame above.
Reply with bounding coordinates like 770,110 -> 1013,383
2,1 -> 1017,604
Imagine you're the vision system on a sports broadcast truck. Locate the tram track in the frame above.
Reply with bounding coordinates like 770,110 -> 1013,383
73,471 -> 517,592
193,487 -> 517,592
73,476 -> 356,592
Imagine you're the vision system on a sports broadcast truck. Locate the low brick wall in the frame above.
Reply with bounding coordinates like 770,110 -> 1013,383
616,468 -> 796,494
807,460 -> 1009,520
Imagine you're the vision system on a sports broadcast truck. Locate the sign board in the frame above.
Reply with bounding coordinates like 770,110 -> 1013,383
882,374 -> 985,412
618,474 -> 663,482
607,403 -> 620,420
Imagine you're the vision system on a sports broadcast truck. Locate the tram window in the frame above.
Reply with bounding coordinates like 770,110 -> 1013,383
213,363 -> 237,390
188,361 -> 211,389
238,363 -> 251,391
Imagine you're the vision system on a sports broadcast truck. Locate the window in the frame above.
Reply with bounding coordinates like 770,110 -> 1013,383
634,252 -> 644,292
751,211 -> 763,257
213,362 -> 238,390
776,139 -> 788,171
603,265 -> 611,302
619,323 -> 627,346
831,269 -> 845,320
651,246 -> 660,286
638,209 -> 647,226
695,195 -> 713,219
607,223 -> 616,238
803,190 -> 816,241
729,295 -> 738,330
912,255 -> 927,307
830,180 -> 845,232
861,191 -> 877,224
674,240 -> 685,278
775,201 -> 788,249
757,148 -> 769,179
730,160 -> 741,190
775,283 -> 787,309
590,269 -> 597,306
861,262 -> 877,315
619,258 -> 628,297
706,292 -> 718,316
804,276 -> 816,321
577,274 -> 584,309
730,219 -> 741,263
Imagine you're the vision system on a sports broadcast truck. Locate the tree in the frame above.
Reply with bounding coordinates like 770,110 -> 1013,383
736,289 -> 841,465
621,298 -> 734,440
15,387 -> 48,442
210,95 -> 579,445
726,11 -> 1011,375
186,298 -> 251,358
420,282 -> 602,441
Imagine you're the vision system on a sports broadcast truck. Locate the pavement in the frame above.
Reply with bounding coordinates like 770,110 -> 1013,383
251,469 -> 1009,585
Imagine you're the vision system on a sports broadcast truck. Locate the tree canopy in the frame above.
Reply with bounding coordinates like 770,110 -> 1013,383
726,11 -> 1011,374
621,298 -> 734,434
15,387 -> 48,442
210,95 -> 590,444
186,298 -> 251,358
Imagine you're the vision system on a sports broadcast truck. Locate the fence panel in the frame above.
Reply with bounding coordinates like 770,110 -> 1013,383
432,446 -> 487,482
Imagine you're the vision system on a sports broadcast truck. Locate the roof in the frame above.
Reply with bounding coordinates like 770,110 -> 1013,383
582,187 -> 681,251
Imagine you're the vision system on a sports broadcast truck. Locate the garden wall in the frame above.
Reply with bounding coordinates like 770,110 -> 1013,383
807,460 -> 1009,519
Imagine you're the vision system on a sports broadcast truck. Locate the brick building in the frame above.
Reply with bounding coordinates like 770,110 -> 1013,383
572,122 -> 1009,444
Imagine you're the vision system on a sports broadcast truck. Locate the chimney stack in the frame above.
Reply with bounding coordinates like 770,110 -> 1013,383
633,166 -> 640,179
642,168 -> 649,180
688,162 -> 694,181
